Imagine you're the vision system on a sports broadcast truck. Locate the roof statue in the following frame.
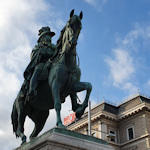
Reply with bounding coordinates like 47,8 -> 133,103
11,9 -> 92,145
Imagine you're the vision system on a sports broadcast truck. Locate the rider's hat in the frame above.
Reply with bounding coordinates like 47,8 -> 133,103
38,26 -> 55,43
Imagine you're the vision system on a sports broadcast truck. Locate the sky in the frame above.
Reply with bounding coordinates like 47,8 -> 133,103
0,0 -> 150,149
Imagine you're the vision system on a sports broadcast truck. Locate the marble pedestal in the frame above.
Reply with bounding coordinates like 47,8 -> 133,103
14,127 -> 114,150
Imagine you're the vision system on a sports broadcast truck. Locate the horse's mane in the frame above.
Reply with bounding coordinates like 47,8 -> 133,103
56,25 -> 67,52
50,24 -> 68,62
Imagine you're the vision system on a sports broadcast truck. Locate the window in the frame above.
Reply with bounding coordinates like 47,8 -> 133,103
126,126 -> 135,140
108,130 -> 116,142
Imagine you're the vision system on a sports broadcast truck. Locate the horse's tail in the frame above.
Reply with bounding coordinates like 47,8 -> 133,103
11,100 -> 18,138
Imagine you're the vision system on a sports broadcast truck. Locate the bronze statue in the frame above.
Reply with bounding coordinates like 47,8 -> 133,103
11,9 -> 92,145
24,26 -> 57,100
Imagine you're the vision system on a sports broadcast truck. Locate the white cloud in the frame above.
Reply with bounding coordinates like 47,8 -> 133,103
84,0 -> 107,11
148,80 -> 150,86
0,64 -> 20,100
116,23 -> 150,52
105,22 -> 150,94
104,23 -> 150,93
105,49 -> 135,87
122,82 -> 137,94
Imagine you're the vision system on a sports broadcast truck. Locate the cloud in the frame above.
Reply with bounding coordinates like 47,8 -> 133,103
116,23 -> 150,52
105,23 -> 150,94
84,0 -> 107,11
122,82 -> 137,94
148,80 -> 150,86
105,49 -> 135,87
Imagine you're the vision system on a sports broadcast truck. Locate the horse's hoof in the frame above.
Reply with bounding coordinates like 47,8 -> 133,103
75,106 -> 85,119
57,122 -> 66,129
73,103 -> 82,112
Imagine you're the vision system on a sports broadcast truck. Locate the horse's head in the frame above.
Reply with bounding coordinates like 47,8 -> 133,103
62,9 -> 83,51
68,9 -> 83,48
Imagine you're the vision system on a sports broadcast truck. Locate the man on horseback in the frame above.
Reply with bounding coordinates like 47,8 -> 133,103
11,10 -> 93,146
24,26 -> 57,100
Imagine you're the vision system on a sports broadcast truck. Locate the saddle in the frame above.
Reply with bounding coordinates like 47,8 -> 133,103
39,61 -> 51,80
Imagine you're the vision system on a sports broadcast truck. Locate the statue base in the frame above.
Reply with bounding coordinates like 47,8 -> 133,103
14,127 -> 114,150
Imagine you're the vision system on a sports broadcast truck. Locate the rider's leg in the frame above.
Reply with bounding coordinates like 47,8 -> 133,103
28,63 -> 44,96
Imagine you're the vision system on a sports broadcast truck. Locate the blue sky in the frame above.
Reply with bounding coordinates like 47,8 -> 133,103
0,0 -> 150,149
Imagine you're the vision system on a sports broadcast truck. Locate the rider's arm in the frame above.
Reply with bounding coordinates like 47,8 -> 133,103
51,44 -> 57,50
30,45 -> 38,60
40,44 -> 57,57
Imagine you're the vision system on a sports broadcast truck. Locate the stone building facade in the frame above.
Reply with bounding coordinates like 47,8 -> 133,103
67,94 -> 150,150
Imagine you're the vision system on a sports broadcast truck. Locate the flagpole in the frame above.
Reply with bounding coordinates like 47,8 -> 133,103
88,100 -> 91,135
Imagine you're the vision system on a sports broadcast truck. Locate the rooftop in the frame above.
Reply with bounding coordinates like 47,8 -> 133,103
91,92 -> 150,108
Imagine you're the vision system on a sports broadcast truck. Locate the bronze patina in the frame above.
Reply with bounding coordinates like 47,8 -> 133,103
11,9 -> 92,145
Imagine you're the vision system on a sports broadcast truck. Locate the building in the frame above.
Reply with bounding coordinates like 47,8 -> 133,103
67,93 -> 150,150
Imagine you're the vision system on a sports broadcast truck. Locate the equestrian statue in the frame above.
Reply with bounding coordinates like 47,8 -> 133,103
11,9 -> 92,145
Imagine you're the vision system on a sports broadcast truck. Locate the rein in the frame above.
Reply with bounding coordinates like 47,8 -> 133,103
76,52 -> 80,68
49,50 -> 80,69
48,23 -> 80,68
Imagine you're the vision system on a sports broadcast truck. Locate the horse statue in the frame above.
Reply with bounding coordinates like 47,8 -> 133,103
11,9 -> 92,145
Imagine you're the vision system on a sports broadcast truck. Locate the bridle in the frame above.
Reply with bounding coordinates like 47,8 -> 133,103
49,20 -> 81,67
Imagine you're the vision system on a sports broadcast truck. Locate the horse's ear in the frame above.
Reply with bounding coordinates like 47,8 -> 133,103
79,11 -> 83,20
70,9 -> 74,18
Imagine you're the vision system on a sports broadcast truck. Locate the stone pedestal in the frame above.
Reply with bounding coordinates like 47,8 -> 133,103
14,128 -> 114,150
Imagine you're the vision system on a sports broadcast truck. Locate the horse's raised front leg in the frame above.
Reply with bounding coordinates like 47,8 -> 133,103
72,82 -> 92,119
70,93 -> 81,112
51,80 -> 65,128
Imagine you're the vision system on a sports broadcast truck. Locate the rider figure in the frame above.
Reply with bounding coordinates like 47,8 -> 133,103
24,27 -> 57,99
